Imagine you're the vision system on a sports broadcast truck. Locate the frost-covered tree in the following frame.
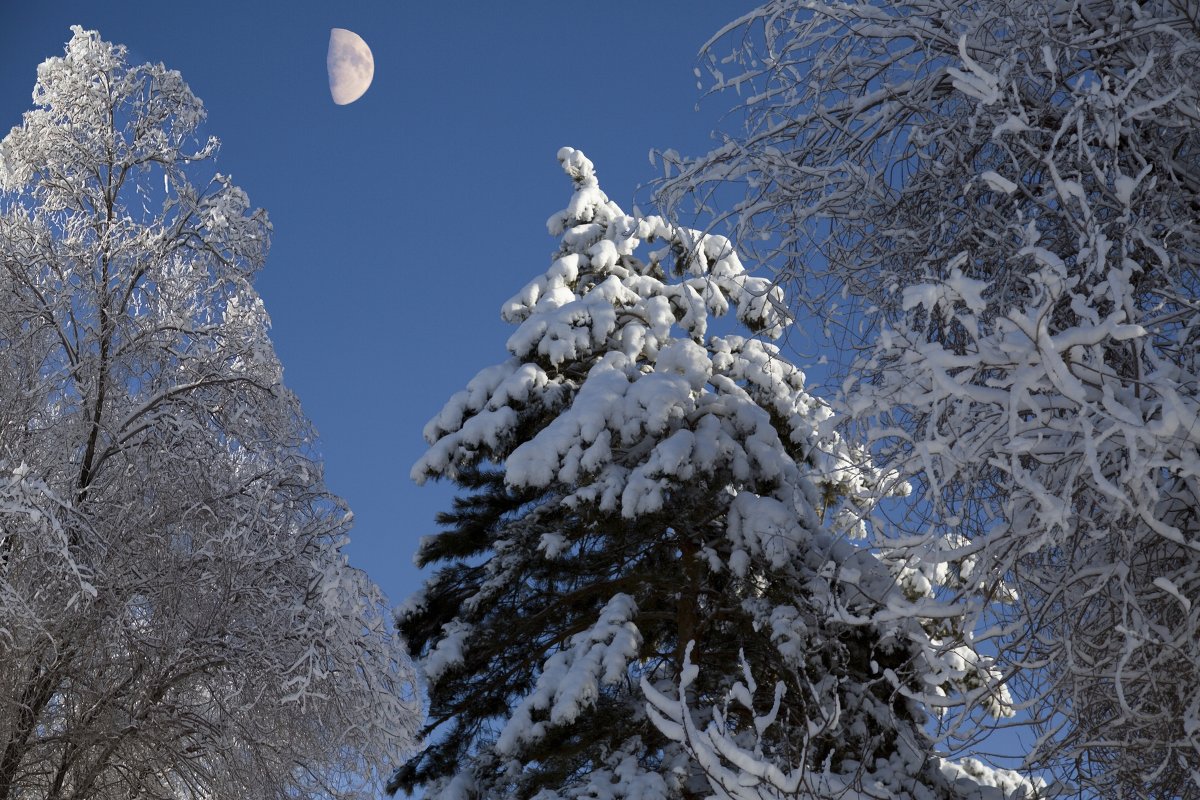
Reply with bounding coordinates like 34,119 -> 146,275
0,28 -> 418,799
658,1 -> 1200,796
393,148 -> 1039,800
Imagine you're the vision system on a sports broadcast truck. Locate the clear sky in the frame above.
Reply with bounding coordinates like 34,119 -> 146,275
0,2 -> 746,610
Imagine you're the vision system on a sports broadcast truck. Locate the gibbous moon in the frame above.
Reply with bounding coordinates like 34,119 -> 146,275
327,28 -> 374,105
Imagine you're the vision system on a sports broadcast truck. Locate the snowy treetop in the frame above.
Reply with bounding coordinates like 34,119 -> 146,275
409,149 -> 874,566
414,148 -> 819,527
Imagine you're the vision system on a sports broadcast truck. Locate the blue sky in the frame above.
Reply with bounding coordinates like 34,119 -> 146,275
0,1 -> 745,609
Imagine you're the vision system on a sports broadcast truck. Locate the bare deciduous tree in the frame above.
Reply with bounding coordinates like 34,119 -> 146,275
659,1 -> 1200,796
0,27 -> 419,800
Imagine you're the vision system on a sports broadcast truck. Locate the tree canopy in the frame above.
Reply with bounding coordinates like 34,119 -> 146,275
0,27 -> 418,800
658,1 -> 1200,796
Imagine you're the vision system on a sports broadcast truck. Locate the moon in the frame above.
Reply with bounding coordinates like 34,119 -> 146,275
327,28 -> 374,105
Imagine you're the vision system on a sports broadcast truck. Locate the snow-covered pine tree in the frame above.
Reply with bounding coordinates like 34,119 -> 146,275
393,149 -> 1033,800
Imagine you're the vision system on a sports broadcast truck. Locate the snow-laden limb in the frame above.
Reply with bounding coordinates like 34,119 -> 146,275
659,1 -> 1200,795
642,644 -> 1046,800
495,593 -> 642,756
0,29 -> 418,800
0,463 -> 94,620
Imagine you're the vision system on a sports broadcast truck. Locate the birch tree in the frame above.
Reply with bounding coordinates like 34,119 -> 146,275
0,28 -> 418,800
